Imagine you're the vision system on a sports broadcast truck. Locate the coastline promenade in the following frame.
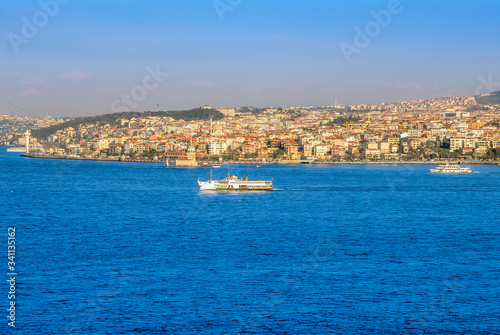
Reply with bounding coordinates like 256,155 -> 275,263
19,153 -> 500,165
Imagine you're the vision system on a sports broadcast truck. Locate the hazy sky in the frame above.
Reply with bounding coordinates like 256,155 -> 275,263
1,0 -> 499,117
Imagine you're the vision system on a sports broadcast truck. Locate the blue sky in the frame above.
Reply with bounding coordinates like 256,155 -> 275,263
1,0 -> 499,117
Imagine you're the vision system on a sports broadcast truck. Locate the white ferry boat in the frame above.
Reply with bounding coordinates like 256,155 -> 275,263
198,166 -> 273,191
430,163 -> 471,173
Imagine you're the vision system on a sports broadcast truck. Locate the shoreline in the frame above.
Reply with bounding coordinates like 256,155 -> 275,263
18,153 -> 500,165
20,153 -> 120,162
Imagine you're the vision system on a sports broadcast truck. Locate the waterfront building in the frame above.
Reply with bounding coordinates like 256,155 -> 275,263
450,138 -> 464,151
208,142 -> 227,155
176,143 -> 197,167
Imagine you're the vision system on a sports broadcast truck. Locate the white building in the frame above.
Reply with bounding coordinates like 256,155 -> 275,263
208,142 -> 227,155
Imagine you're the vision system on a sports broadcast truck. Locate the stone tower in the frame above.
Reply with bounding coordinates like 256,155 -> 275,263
187,142 -> 196,161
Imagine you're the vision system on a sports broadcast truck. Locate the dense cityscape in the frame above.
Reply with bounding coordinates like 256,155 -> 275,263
3,1 -> 500,332
2,94 -> 500,163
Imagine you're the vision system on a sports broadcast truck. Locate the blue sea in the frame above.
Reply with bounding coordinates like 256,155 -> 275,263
1,147 -> 499,334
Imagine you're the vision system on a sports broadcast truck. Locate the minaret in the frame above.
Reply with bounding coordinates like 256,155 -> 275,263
209,117 -> 213,155
209,117 -> 213,143
25,130 -> 31,153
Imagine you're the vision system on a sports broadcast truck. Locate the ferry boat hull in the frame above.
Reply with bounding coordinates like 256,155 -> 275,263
430,164 -> 471,173
198,180 -> 273,191
198,166 -> 273,191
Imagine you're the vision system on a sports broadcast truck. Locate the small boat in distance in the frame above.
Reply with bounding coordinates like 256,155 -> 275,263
6,147 -> 26,152
430,163 -> 472,173
211,164 -> 221,168
198,165 -> 273,191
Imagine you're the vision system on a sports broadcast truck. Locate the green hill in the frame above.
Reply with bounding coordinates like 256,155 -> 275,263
475,91 -> 500,105
32,108 -> 223,139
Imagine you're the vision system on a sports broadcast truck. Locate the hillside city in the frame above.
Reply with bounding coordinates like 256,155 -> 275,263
2,95 -> 500,163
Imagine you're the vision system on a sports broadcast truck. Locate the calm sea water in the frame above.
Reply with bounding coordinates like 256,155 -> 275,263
1,147 -> 499,334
